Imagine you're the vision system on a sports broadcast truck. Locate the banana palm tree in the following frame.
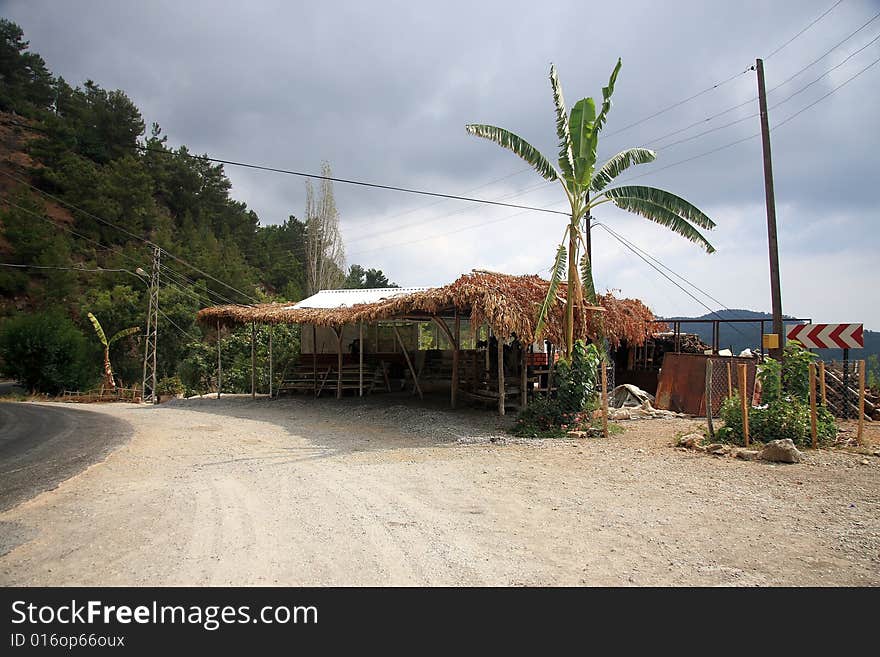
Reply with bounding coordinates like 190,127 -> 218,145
466,59 -> 716,357
87,312 -> 140,390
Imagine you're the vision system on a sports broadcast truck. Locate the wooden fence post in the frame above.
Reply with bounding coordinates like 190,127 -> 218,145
858,360 -> 866,446
601,361 -> 609,439
726,361 -> 733,398
705,359 -> 714,439
739,364 -> 749,447
809,362 -> 818,448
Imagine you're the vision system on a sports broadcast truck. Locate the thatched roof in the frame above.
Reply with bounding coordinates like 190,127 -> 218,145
196,270 -> 658,347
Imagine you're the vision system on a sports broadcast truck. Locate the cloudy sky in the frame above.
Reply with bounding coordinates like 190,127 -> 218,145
5,0 -> 879,329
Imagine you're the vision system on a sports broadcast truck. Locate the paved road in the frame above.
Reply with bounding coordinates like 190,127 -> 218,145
0,403 -> 132,513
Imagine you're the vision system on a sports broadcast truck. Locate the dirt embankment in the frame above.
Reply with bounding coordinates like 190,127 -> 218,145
0,396 -> 877,586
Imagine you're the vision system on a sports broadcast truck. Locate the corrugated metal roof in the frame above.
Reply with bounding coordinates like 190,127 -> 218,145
287,287 -> 430,310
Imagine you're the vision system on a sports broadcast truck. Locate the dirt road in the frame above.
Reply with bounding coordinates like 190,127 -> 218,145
0,396 -> 877,586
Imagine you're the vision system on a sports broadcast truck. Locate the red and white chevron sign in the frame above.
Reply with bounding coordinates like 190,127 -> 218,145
786,323 -> 863,349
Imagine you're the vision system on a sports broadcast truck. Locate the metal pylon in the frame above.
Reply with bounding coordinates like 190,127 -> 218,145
141,246 -> 161,403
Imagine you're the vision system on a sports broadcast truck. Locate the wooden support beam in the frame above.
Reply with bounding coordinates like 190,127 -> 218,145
431,315 -> 456,347
393,325 -> 422,400
497,336 -> 505,416
359,321 -> 364,397
520,343 -> 528,410
332,326 -> 343,400
451,312 -> 460,409
216,319 -> 222,399
251,320 -> 256,399
312,324 -> 318,398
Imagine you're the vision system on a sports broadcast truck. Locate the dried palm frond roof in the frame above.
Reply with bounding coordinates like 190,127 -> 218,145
196,270 -> 658,347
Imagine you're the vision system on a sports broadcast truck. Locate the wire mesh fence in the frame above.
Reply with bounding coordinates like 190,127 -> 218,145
704,357 -> 757,423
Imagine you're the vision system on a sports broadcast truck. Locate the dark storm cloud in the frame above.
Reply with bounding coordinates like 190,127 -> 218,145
4,0 -> 878,326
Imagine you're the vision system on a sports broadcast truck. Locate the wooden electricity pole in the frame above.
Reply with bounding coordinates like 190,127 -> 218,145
756,58 -> 784,361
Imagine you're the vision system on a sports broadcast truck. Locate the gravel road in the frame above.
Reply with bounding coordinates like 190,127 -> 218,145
0,396 -> 877,586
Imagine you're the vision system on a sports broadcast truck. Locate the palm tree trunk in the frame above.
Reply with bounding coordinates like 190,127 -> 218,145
102,346 -> 116,390
565,217 -> 578,356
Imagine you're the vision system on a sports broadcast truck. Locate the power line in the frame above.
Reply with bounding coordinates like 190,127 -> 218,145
157,308 -> 200,341
0,262 -> 135,274
132,144 -> 569,218
765,0 -> 846,59
767,9 -> 880,91
594,222 -> 750,339
775,48 -> 880,128
599,68 -> 752,141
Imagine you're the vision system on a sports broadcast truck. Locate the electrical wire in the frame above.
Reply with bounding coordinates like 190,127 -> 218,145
765,0 -> 846,59
131,144 -> 569,218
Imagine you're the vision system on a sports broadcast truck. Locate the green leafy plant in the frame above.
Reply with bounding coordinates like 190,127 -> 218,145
466,61 -> 715,355
156,375 -> 184,397
719,342 -> 837,447
512,340 -> 601,438
86,312 -> 139,389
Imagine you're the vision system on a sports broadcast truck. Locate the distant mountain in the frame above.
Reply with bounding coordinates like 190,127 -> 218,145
662,309 -> 879,363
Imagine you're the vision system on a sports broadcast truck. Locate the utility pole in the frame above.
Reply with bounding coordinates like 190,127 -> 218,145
755,58 -> 784,361
141,246 -> 161,403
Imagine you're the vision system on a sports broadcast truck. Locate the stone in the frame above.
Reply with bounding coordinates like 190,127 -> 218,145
678,433 -> 703,449
704,443 -> 723,453
760,439 -> 803,464
735,449 -> 760,461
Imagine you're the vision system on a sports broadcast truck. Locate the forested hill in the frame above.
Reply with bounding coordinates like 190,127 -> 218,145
0,19 -> 392,394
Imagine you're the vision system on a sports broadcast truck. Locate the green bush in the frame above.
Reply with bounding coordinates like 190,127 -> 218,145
0,311 -> 94,394
156,375 -> 184,396
512,340 -> 601,438
718,342 -> 837,447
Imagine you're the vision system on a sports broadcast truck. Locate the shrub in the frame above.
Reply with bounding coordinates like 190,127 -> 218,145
718,342 -> 837,447
0,311 -> 94,394
511,340 -> 601,438
156,375 -> 184,397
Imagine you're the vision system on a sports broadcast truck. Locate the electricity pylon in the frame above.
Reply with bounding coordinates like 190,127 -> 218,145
141,246 -> 161,403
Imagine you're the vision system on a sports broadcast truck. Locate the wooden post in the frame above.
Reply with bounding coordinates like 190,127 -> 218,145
451,312 -> 460,409
216,319 -> 222,399
312,324 -> 318,398
358,321 -> 364,397
740,364 -> 750,447
268,326 -> 273,399
705,359 -> 714,439
818,360 -> 826,406
250,320 -> 256,399
520,343 -> 527,410
726,361 -> 733,398
858,360 -> 866,446
809,362 -> 818,448
484,325 -> 490,374
601,361 -> 609,439
335,326 -> 343,400
393,325 -> 422,400
497,336 -> 505,416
